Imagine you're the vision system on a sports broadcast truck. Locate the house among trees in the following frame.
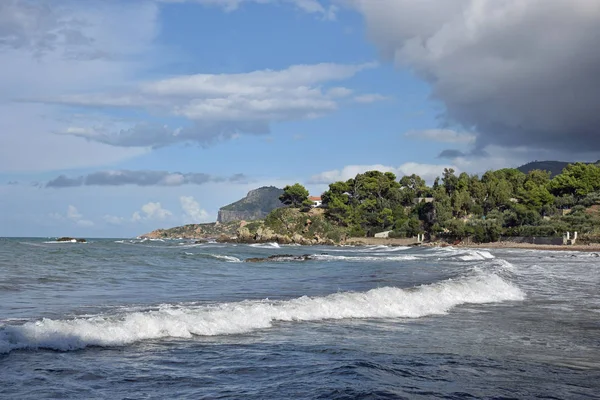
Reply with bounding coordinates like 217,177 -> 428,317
413,197 -> 434,204
309,196 -> 322,208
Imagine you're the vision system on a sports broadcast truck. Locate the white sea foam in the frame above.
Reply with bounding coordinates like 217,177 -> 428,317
0,273 -> 524,353
208,254 -> 241,263
425,247 -> 496,261
42,240 -> 81,244
312,254 -> 419,262
328,245 -> 410,253
458,250 -> 495,261
183,252 -> 241,262
249,242 -> 281,248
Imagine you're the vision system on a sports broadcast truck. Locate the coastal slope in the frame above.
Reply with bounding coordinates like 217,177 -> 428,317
217,186 -> 284,223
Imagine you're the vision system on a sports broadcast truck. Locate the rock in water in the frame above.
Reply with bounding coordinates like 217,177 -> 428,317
56,237 -> 86,243
244,254 -> 315,263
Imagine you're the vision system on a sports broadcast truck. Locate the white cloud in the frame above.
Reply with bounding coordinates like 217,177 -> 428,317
49,204 -> 95,227
132,201 -> 173,222
76,219 -> 95,227
180,196 -> 211,223
131,211 -> 142,222
404,129 -> 476,144
0,1 -> 157,172
67,205 -> 82,221
353,94 -> 391,103
0,1 -> 378,164
103,215 -> 125,225
327,87 -> 353,98
349,0 -> 600,155
43,63 -> 378,148
309,162 -> 456,185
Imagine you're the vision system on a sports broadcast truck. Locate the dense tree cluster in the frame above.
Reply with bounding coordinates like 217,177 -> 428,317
314,163 -> 600,243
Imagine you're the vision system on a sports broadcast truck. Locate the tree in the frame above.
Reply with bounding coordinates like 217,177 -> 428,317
442,168 -> 458,196
279,183 -> 309,208
400,174 -> 428,196
549,163 -> 600,198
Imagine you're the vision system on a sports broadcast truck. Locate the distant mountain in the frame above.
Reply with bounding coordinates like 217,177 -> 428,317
217,186 -> 284,223
516,160 -> 600,177
516,161 -> 572,177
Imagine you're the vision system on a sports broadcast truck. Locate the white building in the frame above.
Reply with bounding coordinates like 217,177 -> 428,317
309,196 -> 322,207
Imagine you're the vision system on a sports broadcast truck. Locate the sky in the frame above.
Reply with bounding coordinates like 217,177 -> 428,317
1,0 -> 599,237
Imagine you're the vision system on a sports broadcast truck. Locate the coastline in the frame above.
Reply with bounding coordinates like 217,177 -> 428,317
344,236 -> 600,252
447,241 -> 600,253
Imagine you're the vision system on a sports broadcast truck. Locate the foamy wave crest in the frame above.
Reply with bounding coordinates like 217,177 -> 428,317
429,247 -> 495,261
458,250 -> 495,261
312,254 -> 419,262
0,274 -> 524,353
249,242 -> 280,248
183,253 -> 241,262
209,254 -> 241,263
328,245 -> 410,253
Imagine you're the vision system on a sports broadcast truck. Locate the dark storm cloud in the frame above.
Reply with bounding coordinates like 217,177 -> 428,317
46,170 -> 250,188
353,0 -> 600,154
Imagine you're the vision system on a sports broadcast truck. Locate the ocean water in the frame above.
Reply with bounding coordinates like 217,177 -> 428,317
1,238 -> 599,399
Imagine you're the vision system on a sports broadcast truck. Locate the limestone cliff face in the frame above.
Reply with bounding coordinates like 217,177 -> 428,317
217,209 -> 270,224
217,186 -> 284,223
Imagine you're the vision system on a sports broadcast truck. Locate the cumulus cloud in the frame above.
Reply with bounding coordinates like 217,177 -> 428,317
309,162 -> 456,184
42,62 -> 377,148
50,205 -> 95,227
404,129 -> 476,144
180,196 -> 210,223
0,0 -> 90,56
350,0 -> 600,155
0,1 -> 157,172
46,170 -> 250,188
132,202 -> 173,222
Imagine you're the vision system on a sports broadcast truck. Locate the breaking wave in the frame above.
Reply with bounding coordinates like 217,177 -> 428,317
0,273 -> 524,354
249,243 -> 280,249
312,254 -> 419,262
182,253 -> 241,262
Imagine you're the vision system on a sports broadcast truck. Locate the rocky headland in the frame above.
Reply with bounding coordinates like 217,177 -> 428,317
217,186 -> 284,223
141,207 -> 345,246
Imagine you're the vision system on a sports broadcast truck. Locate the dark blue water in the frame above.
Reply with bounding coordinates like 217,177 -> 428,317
1,238 -> 599,399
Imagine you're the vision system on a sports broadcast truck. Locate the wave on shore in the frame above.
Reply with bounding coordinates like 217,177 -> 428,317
0,271 -> 524,354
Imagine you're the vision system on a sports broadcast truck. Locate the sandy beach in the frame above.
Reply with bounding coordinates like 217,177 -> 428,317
450,241 -> 600,252
346,237 -> 600,252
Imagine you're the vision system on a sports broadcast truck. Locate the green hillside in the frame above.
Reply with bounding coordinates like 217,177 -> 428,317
517,160 -> 600,177
516,161 -> 571,176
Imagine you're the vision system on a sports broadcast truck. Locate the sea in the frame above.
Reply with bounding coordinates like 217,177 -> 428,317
0,237 -> 599,399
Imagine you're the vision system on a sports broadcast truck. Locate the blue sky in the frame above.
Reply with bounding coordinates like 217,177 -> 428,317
1,0 -> 598,237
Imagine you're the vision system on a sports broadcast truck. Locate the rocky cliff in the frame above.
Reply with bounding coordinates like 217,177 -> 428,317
217,186 -> 284,223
